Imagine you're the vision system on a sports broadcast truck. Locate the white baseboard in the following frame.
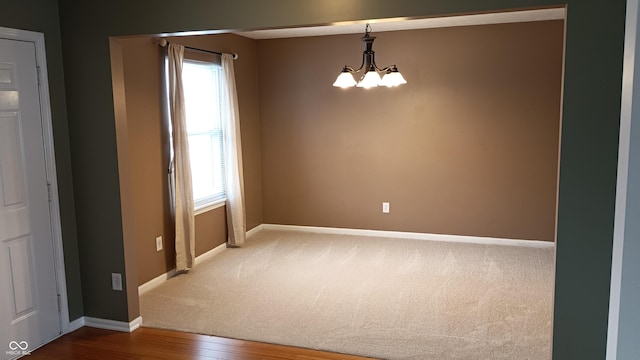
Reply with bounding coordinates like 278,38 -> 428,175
139,241 -> 230,295
194,242 -> 226,266
83,316 -> 142,332
247,224 -> 263,238
138,269 -> 178,296
141,226 -> 264,295
261,224 -> 555,248
65,316 -> 86,333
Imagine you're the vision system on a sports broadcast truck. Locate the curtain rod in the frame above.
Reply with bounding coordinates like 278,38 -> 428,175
157,38 -> 238,59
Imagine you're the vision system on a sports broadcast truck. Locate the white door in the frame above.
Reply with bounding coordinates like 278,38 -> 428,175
0,38 -> 60,359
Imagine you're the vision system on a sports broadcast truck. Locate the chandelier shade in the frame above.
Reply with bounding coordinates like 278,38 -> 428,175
357,70 -> 382,89
333,24 -> 406,89
332,68 -> 358,87
380,66 -> 407,87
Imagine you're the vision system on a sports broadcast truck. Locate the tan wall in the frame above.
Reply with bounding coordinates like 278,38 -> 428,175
258,20 -> 564,241
195,206 -> 227,256
119,34 -> 263,285
121,20 -> 562,286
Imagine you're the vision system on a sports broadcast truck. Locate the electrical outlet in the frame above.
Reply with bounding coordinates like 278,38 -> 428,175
382,202 -> 390,213
111,273 -> 123,291
156,236 -> 163,252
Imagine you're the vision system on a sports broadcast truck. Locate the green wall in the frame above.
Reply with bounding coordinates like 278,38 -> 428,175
56,0 -> 626,358
0,0 -> 83,321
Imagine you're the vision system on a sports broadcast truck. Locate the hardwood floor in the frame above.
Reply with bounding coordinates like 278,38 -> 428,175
28,327 -> 376,360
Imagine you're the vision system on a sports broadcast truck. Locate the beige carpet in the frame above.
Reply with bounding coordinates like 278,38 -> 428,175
140,229 -> 554,359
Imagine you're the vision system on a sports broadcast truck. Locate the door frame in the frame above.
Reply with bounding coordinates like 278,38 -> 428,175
607,0 -> 640,357
0,26 -> 71,334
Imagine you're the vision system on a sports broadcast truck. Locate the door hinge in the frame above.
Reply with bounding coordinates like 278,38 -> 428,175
37,66 -> 42,86
47,183 -> 52,202
57,294 -> 61,312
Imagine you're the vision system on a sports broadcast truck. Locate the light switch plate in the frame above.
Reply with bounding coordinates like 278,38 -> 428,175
156,236 -> 163,252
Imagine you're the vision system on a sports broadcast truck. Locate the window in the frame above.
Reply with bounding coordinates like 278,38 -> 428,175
181,59 -> 226,209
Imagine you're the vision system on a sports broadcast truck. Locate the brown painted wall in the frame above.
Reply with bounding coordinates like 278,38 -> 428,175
259,20 -> 563,241
119,37 -> 174,286
120,20 -> 562,286
195,206 -> 227,256
118,34 -> 263,285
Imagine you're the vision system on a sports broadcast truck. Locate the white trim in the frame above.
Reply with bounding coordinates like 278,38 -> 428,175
138,241 -> 228,295
66,317 -> 85,333
607,0 -> 639,358
84,316 -> 143,332
261,224 -> 555,248
0,27 -> 71,335
139,224 -> 262,295
237,8 -> 566,39
194,199 -> 225,216
246,224 -> 263,238
194,242 -> 226,265
137,269 -> 178,296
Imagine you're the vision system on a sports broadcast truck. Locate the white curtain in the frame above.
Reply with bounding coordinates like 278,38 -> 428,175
221,54 -> 246,246
168,44 -> 196,270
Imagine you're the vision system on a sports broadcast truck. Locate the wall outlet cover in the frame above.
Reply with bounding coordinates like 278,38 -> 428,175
111,273 -> 123,291
156,236 -> 163,252
382,202 -> 390,213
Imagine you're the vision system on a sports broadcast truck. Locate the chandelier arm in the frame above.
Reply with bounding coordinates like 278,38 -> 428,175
351,51 -> 368,73
343,65 -> 358,72
368,52 -> 387,73
342,51 -> 367,73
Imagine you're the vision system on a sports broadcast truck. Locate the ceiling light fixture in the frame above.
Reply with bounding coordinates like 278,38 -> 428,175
333,24 -> 407,89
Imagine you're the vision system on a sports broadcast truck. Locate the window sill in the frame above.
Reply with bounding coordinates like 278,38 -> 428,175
194,199 -> 226,216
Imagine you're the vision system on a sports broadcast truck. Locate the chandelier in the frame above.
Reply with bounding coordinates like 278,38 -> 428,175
333,24 -> 407,89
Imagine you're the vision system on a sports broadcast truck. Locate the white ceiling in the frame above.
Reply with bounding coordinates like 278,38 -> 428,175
235,7 -> 565,40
